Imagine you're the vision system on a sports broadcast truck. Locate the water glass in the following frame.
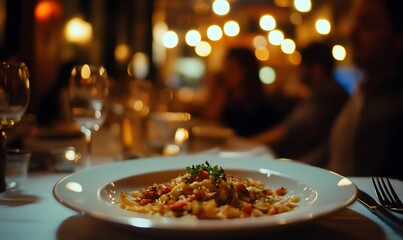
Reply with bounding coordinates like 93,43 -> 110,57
5,149 -> 31,191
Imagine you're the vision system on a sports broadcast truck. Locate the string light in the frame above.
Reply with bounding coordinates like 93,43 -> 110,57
212,0 -> 230,16
294,0 -> 312,13
268,29 -> 284,46
259,15 -> 276,31
316,19 -> 331,35
162,31 -> 178,48
185,29 -> 201,46
207,25 -> 223,41
281,39 -> 296,54
332,45 -> 346,61
224,21 -> 240,37
195,41 -> 212,57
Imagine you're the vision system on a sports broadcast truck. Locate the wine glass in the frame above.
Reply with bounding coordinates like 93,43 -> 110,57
0,61 -> 30,193
69,64 -> 110,169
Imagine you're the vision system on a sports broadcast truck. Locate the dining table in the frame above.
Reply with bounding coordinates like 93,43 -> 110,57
1,127 -> 402,240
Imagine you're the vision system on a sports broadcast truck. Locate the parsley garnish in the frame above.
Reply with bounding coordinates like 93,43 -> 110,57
185,161 -> 226,186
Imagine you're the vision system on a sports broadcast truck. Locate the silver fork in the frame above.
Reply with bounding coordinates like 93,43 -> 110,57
372,176 -> 403,212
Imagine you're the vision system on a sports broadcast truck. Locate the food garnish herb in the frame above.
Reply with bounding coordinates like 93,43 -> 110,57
185,161 -> 226,186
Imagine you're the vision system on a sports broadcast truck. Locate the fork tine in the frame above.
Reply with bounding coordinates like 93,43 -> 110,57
379,177 -> 394,205
372,176 -> 387,205
385,177 -> 403,206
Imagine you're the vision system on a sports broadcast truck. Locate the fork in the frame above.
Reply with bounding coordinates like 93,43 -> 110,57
372,176 -> 403,212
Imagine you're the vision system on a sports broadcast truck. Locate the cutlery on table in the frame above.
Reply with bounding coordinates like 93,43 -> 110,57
357,188 -> 403,234
372,176 -> 403,212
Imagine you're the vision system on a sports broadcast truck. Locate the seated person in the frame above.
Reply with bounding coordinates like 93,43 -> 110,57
201,47 -> 285,137
251,42 -> 349,167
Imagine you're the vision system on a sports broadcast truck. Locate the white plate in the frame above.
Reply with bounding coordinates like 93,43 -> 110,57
53,155 -> 357,231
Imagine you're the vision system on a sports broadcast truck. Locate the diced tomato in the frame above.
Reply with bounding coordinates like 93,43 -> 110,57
236,183 -> 246,191
160,184 -> 173,194
243,204 -> 253,215
195,170 -> 209,181
143,186 -> 159,199
264,188 -> 273,195
236,184 -> 249,197
168,200 -> 188,211
167,199 -> 176,205
275,187 -> 287,196
139,198 -> 152,205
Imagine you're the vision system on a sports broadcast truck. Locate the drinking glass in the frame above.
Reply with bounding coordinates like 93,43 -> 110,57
0,61 -> 30,193
69,64 -> 110,169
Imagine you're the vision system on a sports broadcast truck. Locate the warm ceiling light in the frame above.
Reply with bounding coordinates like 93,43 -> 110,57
35,0 -> 62,21
207,25 -> 223,41
288,51 -> 302,65
195,41 -> 212,57
259,15 -> 276,31
316,19 -> 331,35
332,45 -> 346,61
253,36 -> 267,48
268,30 -> 284,46
115,43 -> 130,62
255,47 -> 270,61
162,31 -> 179,48
185,29 -> 201,46
294,0 -> 311,13
65,17 -> 93,44
212,0 -> 230,16
224,21 -> 240,37
259,66 -> 276,84
281,39 -> 296,54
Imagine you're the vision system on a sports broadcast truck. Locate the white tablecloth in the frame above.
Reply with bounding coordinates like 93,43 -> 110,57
1,160 -> 402,240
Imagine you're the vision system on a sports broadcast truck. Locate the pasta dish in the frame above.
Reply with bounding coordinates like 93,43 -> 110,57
118,161 -> 299,219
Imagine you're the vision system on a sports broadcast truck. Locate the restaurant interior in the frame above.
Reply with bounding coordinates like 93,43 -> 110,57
0,0 -> 370,169
1,1 -> 403,239
2,0 -> 358,110
1,0 -> 361,156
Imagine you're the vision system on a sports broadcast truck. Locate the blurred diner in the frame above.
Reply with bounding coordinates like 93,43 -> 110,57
326,0 -> 403,180
250,41 -> 349,167
200,47 -> 285,137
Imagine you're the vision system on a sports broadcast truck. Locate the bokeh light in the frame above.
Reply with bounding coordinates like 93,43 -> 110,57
162,31 -> 179,48
255,47 -> 270,61
65,17 -> 93,44
332,45 -> 346,61
195,41 -> 212,57
259,15 -> 276,31
281,39 -> 296,54
115,43 -> 130,62
253,36 -> 267,48
288,51 -> 302,65
212,0 -> 230,16
294,0 -> 311,13
259,66 -> 276,84
224,21 -> 240,37
316,19 -> 331,35
207,25 -> 223,41
185,29 -> 201,46
268,29 -> 284,46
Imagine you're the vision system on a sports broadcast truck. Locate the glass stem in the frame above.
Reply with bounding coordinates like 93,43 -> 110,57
81,126 -> 92,168
0,129 -> 7,192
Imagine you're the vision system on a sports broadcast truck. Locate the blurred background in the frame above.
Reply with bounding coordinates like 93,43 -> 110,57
0,0 -> 360,114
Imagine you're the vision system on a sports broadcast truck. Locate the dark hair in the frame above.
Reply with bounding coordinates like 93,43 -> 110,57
384,0 -> 403,33
300,42 -> 334,74
225,47 -> 262,96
